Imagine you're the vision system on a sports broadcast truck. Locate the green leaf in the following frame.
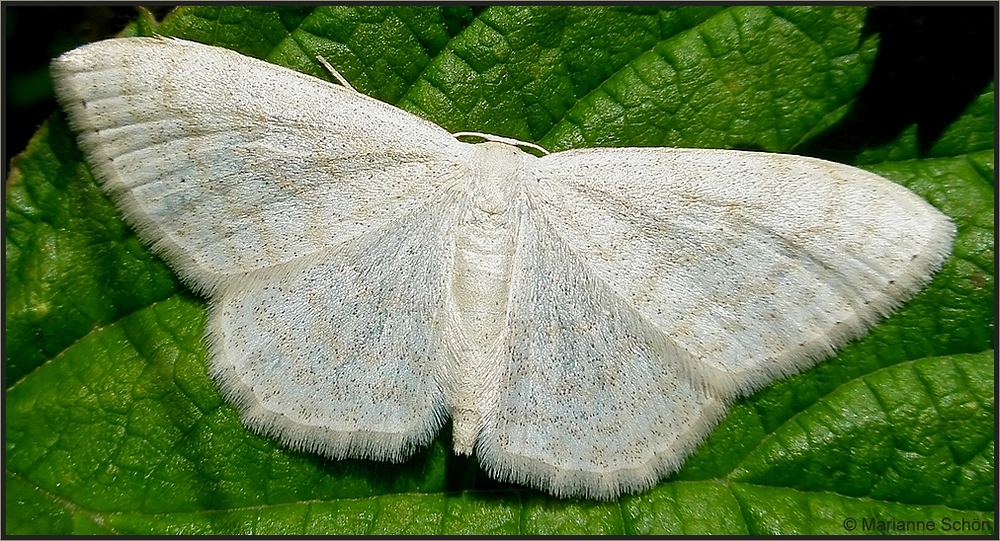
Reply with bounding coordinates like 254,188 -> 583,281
5,6 -> 994,535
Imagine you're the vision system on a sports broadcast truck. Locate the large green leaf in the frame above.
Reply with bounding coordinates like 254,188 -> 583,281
5,6 -> 994,535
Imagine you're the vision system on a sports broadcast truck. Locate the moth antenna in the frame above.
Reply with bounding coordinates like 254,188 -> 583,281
316,55 -> 355,91
453,131 -> 549,155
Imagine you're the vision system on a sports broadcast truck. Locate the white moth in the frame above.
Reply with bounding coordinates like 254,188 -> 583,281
51,36 -> 955,499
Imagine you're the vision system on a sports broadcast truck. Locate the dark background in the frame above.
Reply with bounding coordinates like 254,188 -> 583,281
4,5 -> 996,168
